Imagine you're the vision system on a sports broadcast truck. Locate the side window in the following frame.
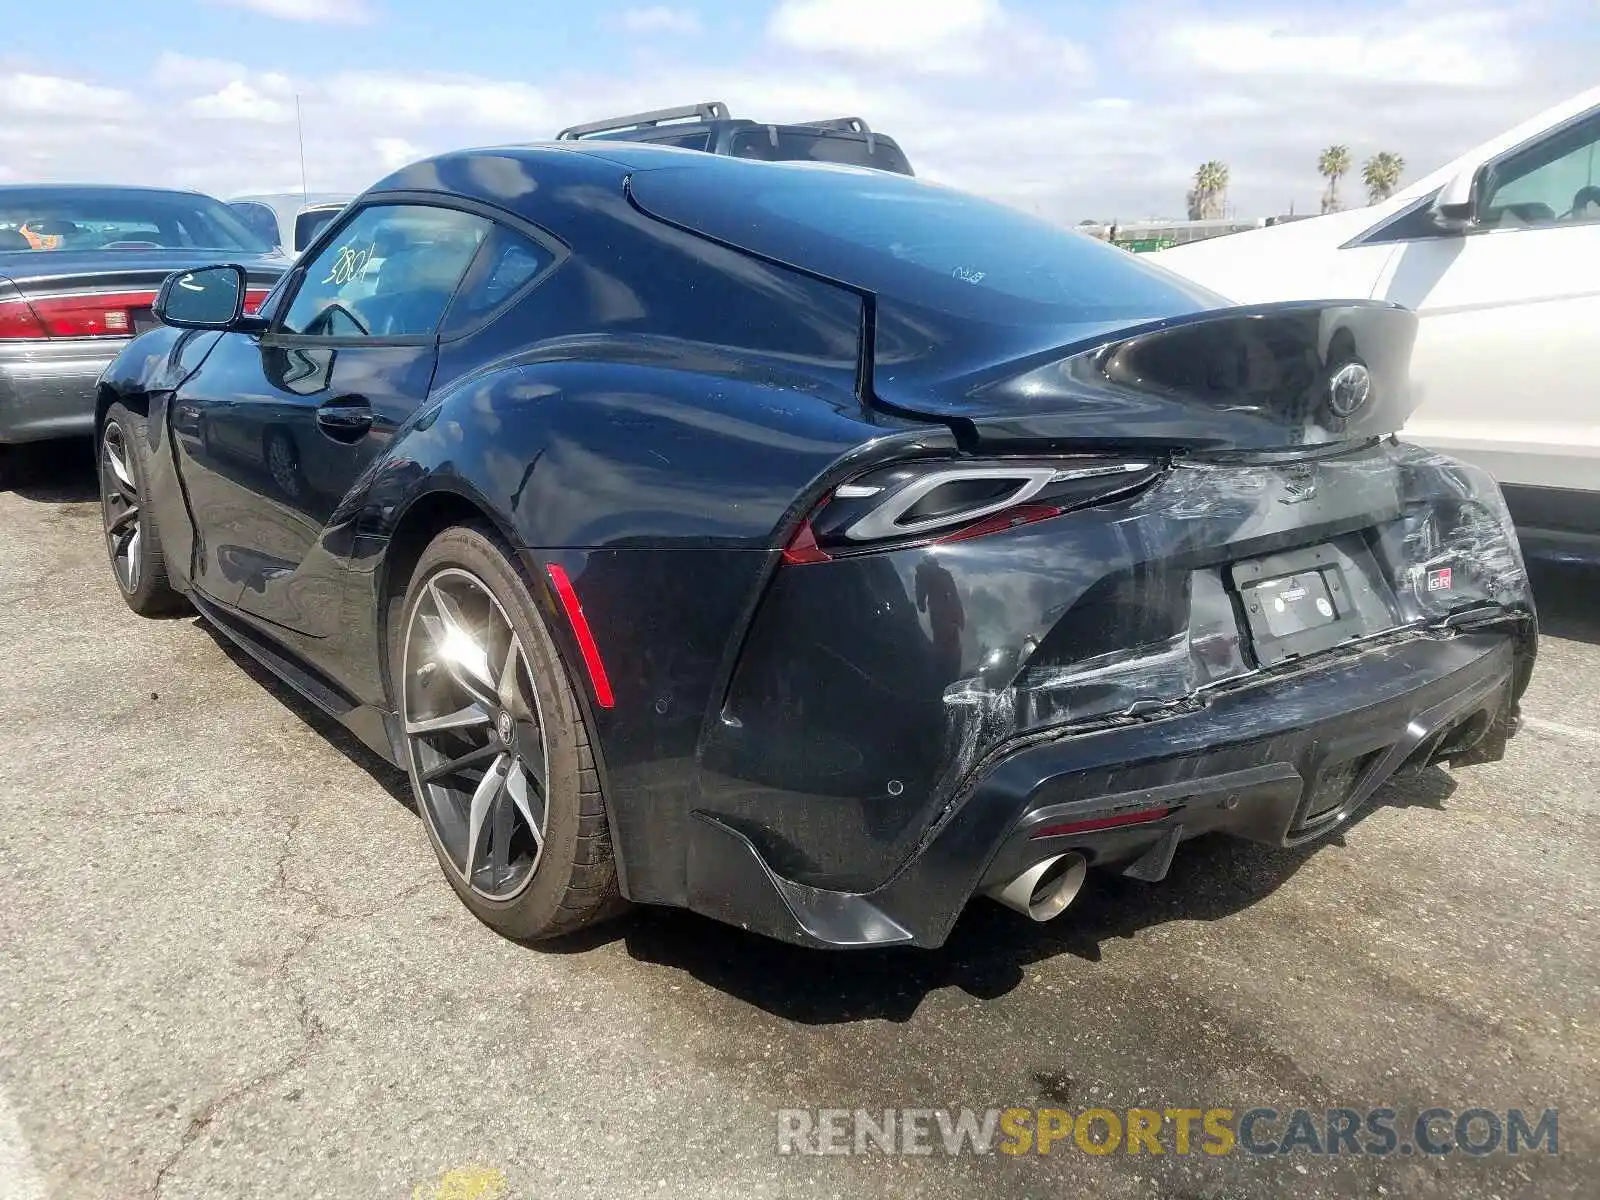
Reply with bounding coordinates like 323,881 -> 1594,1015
1480,112 -> 1600,229
280,204 -> 489,338
439,224 -> 555,337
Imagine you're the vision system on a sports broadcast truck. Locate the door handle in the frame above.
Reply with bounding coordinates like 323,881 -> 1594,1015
316,396 -> 373,441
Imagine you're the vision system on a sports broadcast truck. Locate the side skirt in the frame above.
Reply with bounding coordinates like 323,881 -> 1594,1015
189,590 -> 406,767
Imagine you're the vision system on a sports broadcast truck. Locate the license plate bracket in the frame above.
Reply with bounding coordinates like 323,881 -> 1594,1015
1231,544 -> 1369,665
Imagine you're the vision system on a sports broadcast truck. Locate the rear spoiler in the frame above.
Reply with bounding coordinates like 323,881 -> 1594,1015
880,301 -> 1422,453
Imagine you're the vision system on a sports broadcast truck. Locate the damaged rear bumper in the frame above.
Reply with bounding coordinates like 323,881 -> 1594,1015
685,624 -> 1530,949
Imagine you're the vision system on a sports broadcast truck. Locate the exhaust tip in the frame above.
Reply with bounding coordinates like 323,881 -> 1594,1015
987,852 -> 1088,923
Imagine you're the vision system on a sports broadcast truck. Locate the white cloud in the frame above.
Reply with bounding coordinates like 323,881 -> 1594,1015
770,0 -> 999,60
373,136 -> 421,170
1156,9 -> 1519,88
3,1 -> 1593,223
614,6 -> 701,35
766,0 -> 1088,78
0,72 -> 135,115
211,0 -> 374,23
189,80 -> 295,122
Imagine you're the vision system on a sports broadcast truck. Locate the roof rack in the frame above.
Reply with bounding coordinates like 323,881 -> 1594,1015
556,101 -> 731,141
793,117 -> 872,134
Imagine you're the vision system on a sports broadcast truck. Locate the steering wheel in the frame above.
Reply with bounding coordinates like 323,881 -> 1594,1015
101,240 -> 162,250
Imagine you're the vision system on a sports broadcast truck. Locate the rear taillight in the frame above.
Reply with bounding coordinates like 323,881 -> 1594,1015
0,284 -> 269,341
0,290 -> 158,339
782,457 -> 1161,562
0,297 -> 48,339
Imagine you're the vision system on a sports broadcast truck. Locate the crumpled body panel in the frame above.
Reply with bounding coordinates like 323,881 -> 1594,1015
700,440 -> 1533,892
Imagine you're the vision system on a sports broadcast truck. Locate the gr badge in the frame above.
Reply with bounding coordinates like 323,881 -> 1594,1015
1427,566 -> 1454,592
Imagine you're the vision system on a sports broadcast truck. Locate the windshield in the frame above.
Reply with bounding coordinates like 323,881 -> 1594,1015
631,163 -> 1221,328
0,189 -> 272,254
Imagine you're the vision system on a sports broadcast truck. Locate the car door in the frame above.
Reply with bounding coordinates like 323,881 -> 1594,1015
170,201 -> 492,642
1372,104 -> 1600,494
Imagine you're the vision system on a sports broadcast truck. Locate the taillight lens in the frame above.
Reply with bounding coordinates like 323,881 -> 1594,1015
783,457 -> 1161,562
0,297 -> 48,339
0,290 -> 159,339
0,284 -> 269,340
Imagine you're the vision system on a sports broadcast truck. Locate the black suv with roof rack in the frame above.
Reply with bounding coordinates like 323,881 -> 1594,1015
556,101 -> 913,175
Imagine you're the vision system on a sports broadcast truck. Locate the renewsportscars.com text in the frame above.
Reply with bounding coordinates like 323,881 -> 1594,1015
776,1106 -> 1559,1158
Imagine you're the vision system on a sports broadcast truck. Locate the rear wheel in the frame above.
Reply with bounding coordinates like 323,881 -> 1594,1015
395,526 -> 623,940
99,403 -> 187,616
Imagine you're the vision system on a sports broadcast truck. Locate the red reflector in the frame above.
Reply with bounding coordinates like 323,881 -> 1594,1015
940,503 -> 1065,544
781,518 -> 832,565
0,297 -> 48,340
1030,806 -> 1171,839
243,287 -> 271,315
545,563 -> 615,709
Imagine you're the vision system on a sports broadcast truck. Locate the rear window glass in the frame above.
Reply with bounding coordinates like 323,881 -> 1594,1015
0,190 -> 272,253
295,207 -> 344,251
729,129 -> 912,175
652,131 -> 713,151
631,164 -> 1219,328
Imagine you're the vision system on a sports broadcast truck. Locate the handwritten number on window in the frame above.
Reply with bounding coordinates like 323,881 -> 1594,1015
323,242 -> 376,286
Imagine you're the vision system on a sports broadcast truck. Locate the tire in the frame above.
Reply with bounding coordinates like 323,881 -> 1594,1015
99,403 -> 187,616
393,524 -> 623,941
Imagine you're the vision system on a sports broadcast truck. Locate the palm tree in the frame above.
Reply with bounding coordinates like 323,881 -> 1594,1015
1362,152 -> 1405,204
1188,161 -> 1230,220
1318,145 -> 1351,214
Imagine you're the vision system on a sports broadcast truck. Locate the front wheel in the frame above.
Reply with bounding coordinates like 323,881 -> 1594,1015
99,403 -> 187,616
394,525 -> 623,941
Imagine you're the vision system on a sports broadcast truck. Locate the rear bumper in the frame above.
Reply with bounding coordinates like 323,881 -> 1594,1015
683,626 -> 1529,949
0,338 -> 123,443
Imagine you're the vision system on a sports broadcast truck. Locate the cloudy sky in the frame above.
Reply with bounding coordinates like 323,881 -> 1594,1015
2,0 -> 1594,223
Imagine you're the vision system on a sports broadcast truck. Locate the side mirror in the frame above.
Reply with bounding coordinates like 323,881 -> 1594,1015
1430,165 -> 1481,233
155,265 -> 254,330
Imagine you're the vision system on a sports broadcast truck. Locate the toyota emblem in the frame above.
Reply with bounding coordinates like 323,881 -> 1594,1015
1328,361 -> 1373,418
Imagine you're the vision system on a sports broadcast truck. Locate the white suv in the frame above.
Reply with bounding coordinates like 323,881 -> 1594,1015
1157,86 -> 1600,561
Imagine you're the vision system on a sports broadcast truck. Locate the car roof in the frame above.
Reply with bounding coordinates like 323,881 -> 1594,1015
368,142 -> 904,226
368,140 -> 721,202
0,183 -> 218,200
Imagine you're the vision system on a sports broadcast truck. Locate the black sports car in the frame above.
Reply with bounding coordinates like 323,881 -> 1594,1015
94,144 -> 1536,949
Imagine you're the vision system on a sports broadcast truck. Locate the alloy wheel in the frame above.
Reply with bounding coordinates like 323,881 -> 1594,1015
401,567 -> 550,901
100,422 -> 142,593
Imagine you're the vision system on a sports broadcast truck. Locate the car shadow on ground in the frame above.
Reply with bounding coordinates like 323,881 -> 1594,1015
1527,560 -> 1600,644
195,622 -> 415,810
3,437 -> 98,502
586,767 -> 1459,1025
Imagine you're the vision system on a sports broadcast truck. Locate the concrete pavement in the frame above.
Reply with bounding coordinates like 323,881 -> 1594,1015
1,440 -> 1595,1199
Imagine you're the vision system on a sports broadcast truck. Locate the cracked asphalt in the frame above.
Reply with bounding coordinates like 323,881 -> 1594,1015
1,440 -> 1596,1200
